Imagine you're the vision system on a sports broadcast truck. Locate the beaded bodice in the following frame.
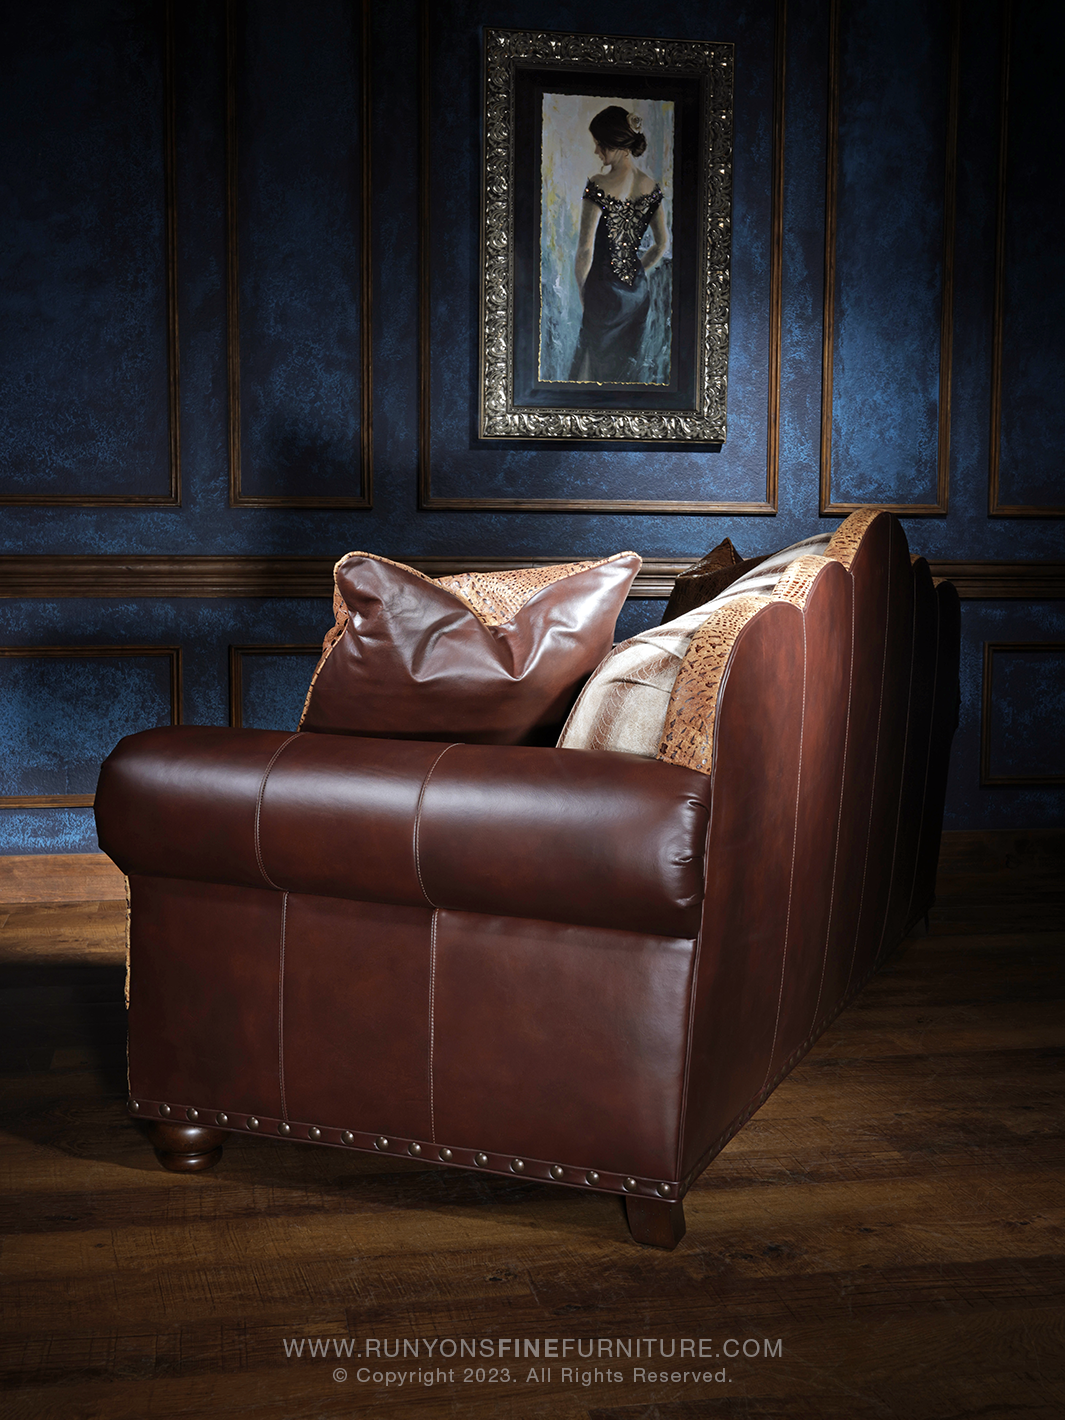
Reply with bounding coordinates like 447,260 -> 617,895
583,178 -> 664,287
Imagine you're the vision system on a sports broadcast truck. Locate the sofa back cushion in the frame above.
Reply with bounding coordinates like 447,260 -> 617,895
558,531 -> 830,758
300,551 -> 641,745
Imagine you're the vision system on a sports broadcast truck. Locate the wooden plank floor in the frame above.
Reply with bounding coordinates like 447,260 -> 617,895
1,833 -> 1063,1419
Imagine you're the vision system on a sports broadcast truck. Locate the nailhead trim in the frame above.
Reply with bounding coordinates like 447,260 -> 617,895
125,1099 -> 681,1199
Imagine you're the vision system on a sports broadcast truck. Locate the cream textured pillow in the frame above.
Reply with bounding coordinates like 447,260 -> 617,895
557,531 -> 831,758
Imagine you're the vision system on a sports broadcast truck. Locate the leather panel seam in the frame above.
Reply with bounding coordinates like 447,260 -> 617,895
812,578 -> 854,1029
412,743 -> 460,907
254,732 -> 301,890
760,610 -> 806,1093
278,891 -> 288,1123
428,908 -> 438,1144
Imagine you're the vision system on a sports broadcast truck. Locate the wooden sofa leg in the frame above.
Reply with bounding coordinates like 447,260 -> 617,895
146,1122 -> 228,1173
625,1195 -> 686,1250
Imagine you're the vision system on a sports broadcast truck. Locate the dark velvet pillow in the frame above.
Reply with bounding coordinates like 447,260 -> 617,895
660,539 -> 765,624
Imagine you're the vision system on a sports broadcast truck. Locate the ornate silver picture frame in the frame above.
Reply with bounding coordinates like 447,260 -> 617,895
479,27 -> 733,444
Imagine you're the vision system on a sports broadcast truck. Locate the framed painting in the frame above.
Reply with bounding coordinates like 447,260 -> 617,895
479,27 -> 733,444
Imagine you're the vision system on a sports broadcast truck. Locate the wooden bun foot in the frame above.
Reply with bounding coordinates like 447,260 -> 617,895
146,1121 -> 228,1173
625,1195 -> 686,1250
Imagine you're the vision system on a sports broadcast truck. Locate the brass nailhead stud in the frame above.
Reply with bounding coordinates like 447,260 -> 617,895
623,1177 -> 638,1192
308,1127 -> 322,1141
657,1183 -> 673,1198
129,1100 -> 140,1112
475,1152 -> 489,1166
408,1142 -> 422,1156
511,1159 -> 525,1173
159,1104 -> 171,1117
216,1112 -> 229,1126
586,1171 -> 600,1186
375,1136 -> 390,1150
186,1108 -> 199,1121
550,1165 -> 564,1180
439,1147 -> 453,1162
278,1122 -> 291,1136
341,1131 -> 355,1145
247,1117 -> 260,1130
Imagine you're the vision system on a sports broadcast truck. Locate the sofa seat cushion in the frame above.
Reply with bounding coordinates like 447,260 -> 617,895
95,726 -> 713,938
299,552 -> 641,745
558,531 -> 831,759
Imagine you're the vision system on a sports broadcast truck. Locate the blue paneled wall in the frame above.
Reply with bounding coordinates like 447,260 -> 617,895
0,2 -> 173,500
1,0 -> 1061,853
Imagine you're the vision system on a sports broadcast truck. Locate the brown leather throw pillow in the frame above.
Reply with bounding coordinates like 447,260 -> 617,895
660,538 -> 764,624
299,551 -> 642,745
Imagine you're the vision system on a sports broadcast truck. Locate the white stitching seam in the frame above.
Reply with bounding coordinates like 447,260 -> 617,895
428,908 -> 438,1144
412,744 -> 460,907
760,608 -> 806,1095
811,574 -> 854,1030
254,733 -> 302,890
278,891 -> 288,1122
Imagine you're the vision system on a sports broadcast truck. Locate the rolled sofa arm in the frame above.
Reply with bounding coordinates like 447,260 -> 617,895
95,726 -> 713,937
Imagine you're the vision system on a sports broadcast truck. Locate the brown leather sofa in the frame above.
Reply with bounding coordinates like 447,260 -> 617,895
94,510 -> 960,1249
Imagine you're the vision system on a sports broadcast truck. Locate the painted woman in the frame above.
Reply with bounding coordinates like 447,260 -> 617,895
569,106 -> 669,384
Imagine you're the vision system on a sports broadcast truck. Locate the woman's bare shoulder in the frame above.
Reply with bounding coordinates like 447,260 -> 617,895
631,168 -> 657,196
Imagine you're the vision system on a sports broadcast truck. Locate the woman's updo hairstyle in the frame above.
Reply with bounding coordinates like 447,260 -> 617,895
589,105 -> 647,158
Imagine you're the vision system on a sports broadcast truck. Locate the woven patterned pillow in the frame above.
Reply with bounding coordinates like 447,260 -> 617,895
557,531 -> 831,758
300,551 -> 641,745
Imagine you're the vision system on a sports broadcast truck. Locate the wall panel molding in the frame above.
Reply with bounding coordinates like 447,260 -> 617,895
819,0 -> 959,517
226,0 -> 373,508
2,555 -> 1062,601
980,641 -> 1065,785
0,2 -> 180,508
229,644 -> 321,728
0,646 -> 181,808
417,0 -> 786,514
